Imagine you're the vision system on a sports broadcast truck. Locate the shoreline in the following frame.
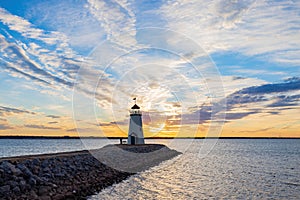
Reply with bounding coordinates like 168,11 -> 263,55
0,144 -> 181,199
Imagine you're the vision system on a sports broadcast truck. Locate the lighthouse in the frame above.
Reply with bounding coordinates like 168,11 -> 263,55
127,99 -> 145,145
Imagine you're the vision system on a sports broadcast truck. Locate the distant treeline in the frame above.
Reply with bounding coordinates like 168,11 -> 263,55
0,136 -> 299,139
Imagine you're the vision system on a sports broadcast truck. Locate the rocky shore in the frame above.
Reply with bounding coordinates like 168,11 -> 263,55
0,144 -> 180,199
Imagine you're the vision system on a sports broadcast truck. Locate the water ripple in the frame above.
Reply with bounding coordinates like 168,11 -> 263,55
90,139 -> 300,199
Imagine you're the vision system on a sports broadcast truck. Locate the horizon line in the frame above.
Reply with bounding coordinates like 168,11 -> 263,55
0,136 -> 299,139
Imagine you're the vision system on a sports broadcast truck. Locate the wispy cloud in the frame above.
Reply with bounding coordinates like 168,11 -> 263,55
0,118 -> 14,130
231,68 -> 286,76
159,0 -> 300,65
24,1 -> 105,51
24,124 -> 61,130
0,36 -> 73,87
0,8 -> 65,45
46,115 -> 61,119
0,124 -> 14,130
267,94 -> 300,108
228,77 -> 300,96
182,77 -> 300,124
0,105 -> 35,116
0,8 -> 80,89
48,121 -> 58,124
0,106 -> 35,130
224,77 -> 300,120
240,127 -> 273,133
0,7 -> 118,107
87,0 -> 137,48
224,111 -> 258,120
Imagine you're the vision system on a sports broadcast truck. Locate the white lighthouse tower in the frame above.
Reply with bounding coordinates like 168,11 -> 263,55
127,99 -> 145,145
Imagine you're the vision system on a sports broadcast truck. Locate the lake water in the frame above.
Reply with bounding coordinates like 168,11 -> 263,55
0,138 -> 119,158
1,139 -> 299,199
89,139 -> 300,199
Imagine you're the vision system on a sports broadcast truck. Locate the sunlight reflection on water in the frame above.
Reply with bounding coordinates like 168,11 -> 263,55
90,139 -> 300,199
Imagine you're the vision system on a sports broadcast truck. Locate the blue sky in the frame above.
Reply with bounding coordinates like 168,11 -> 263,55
0,0 -> 299,137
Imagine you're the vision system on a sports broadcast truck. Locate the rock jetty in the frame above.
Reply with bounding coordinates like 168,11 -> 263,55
0,144 -> 180,199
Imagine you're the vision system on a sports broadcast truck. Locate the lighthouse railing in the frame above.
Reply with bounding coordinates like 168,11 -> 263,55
130,109 -> 141,115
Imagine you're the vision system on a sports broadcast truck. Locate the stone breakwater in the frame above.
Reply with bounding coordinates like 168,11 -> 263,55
0,144 -> 180,199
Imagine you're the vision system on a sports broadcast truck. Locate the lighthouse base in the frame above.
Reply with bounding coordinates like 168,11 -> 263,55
127,134 -> 145,145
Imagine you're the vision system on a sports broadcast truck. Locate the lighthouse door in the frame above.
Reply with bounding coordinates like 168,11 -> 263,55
130,135 -> 136,145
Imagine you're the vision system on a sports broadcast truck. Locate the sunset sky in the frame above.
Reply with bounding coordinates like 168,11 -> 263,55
0,0 -> 299,138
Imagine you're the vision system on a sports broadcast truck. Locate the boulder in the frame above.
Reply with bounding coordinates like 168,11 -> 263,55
16,163 -> 33,178
0,144 -> 180,199
0,185 -> 10,196
0,161 -> 22,176
28,176 -> 37,186
38,186 -> 52,196
12,186 -> 21,195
